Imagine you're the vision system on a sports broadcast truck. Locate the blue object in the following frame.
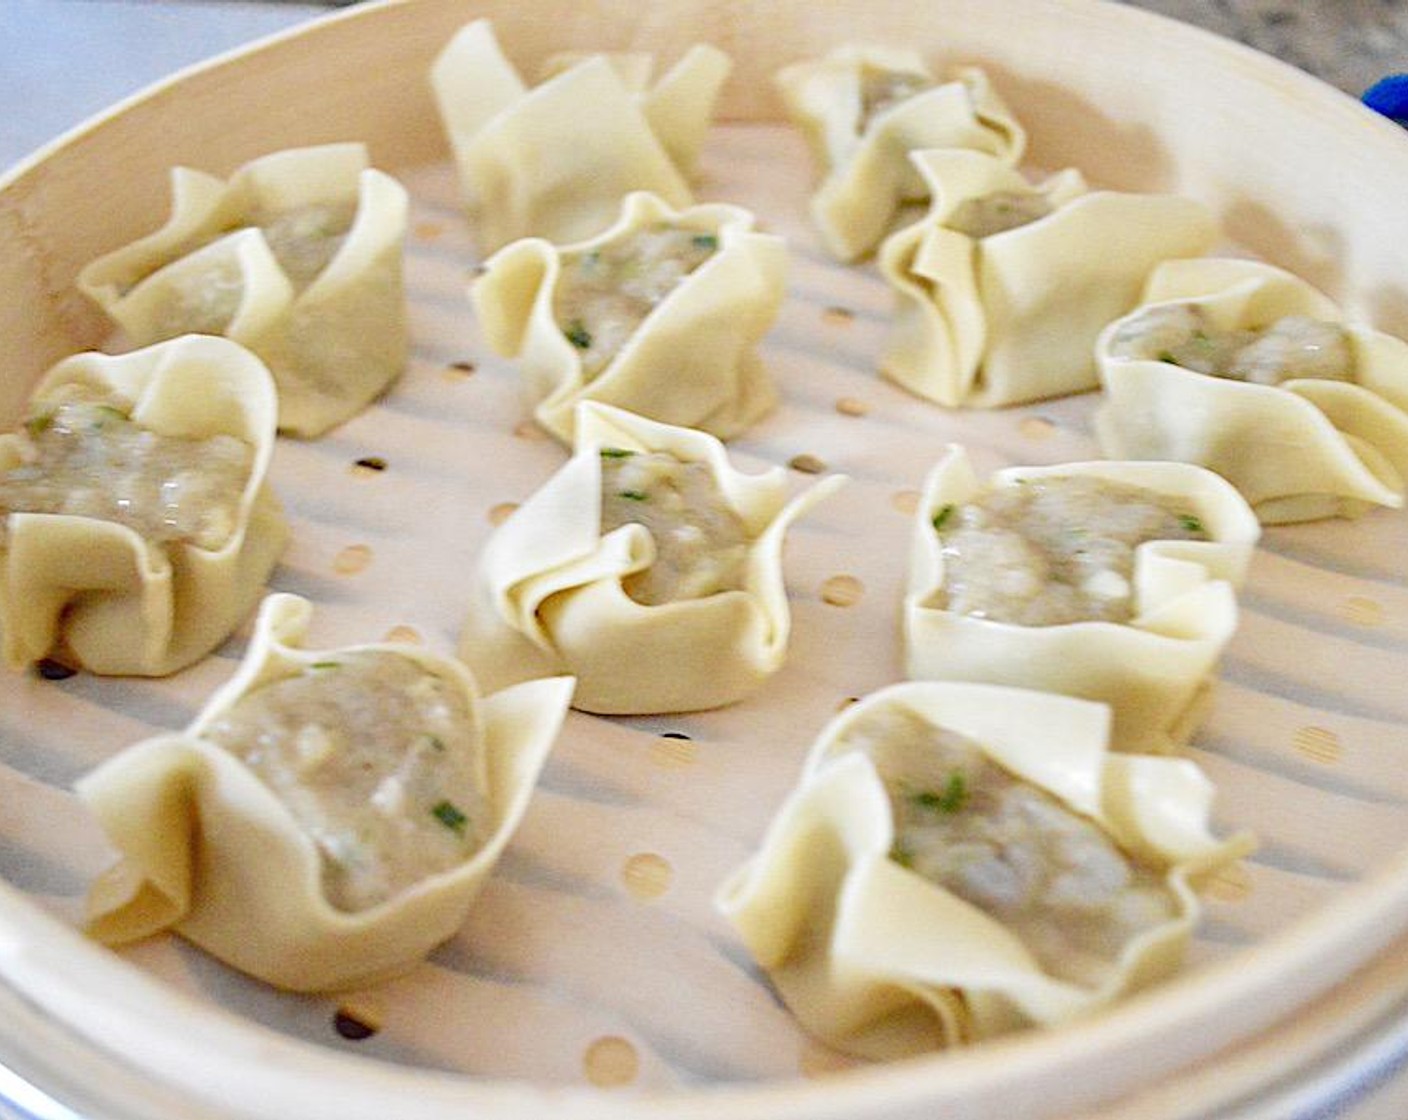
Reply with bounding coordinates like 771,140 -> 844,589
1363,74 -> 1408,126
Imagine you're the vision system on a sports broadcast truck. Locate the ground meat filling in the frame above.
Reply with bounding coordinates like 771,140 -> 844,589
857,66 -> 934,133
203,650 -> 489,913
252,199 -> 359,290
598,449 -> 750,606
843,705 -> 1179,988
1108,303 -> 1354,385
120,200 -> 358,309
933,475 -> 1211,626
554,224 -> 720,381
946,190 -> 1054,239
0,385 -> 253,552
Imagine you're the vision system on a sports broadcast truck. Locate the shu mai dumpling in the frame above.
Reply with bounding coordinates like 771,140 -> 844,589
776,45 -> 1026,261
879,149 -> 1218,408
77,593 -> 574,992
0,335 -> 286,676
77,144 -> 409,438
904,445 -> 1259,753
717,681 -> 1253,1059
459,402 -> 843,714
471,191 -> 785,444
1096,257 -> 1408,523
535,46 -> 730,178
431,19 -> 727,252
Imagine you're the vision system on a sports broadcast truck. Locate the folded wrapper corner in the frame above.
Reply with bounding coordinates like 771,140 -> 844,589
716,680 -> 1254,1060
0,335 -> 286,676
431,19 -> 727,251
878,148 -> 1218,408
1095,257 -> 1408,524
775,46 -> 1026,261
77,143 -> 409,438
458,402 -> 844,714
904,445 -> 1261,753
77,592 -> 574,992
471,191 -> 785,444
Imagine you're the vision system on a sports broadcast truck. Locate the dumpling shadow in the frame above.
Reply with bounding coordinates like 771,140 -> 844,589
971,68 -> 1177,191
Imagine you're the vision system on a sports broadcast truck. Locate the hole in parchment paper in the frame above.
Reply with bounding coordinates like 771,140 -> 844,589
333,1007 -> 380,1041
821,574 -> 864,606
1019,416 -> 1056,441
1204,864 -> 1253,904
1339,595 -> 1386,627
333,544 -> 374,576
651,734 -> 697,768
890,489 -> 920,515
34,658 -> 77,681
583,1035 -> 640,1087
351,456 -> 388,476
788,453 -> 827,475
622,853 -> 673,901
1292,726 -> 1342,765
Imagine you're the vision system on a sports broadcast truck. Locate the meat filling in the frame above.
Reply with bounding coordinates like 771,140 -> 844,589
598,449 -> 750,606
933,475 -> 1210,626
946,189 -> 1053,239
1108,303 -> 1354,385
554,224 -> 719,381
844,704 -> 1179,988
857,66 -> 934,132
0,385 -> 252,552
203,650 -> 489,913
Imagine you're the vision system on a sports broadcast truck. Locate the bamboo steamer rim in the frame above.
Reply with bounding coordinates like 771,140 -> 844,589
4,1 -> 1408,1117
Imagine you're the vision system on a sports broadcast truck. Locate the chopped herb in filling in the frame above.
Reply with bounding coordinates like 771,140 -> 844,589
598,450 -> 750,606
202,650 -> 488,913
1108,303 -> 1354,386
431,799 -> 469,835
0,383 -> 253,552
554,223 -> 720,381
933,474 -> 1211,626
844,704 -> 1179,988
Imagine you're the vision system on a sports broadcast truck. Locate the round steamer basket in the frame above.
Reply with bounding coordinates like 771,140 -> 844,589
5,1 -> 1408,1117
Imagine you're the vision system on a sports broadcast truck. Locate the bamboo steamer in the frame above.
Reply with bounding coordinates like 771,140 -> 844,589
4,2 -> 1408,1117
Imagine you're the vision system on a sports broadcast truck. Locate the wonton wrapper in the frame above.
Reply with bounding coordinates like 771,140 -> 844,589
77,144 -> 410,438
77,593 -> 574,992
776,46 -> 1026,261
458,402 -> 843,714
0,335 -> 286,676
904,445 -> 1260,753
431,20 -> 724,251
472,191 -> 785,444
1095,257 -> 1408,524
716,680 -> 1253,1059
536,46 -> 730,178
879,149 -> 1218,408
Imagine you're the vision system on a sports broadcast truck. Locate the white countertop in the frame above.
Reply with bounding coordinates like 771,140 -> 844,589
3,3 -> 1408,1119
